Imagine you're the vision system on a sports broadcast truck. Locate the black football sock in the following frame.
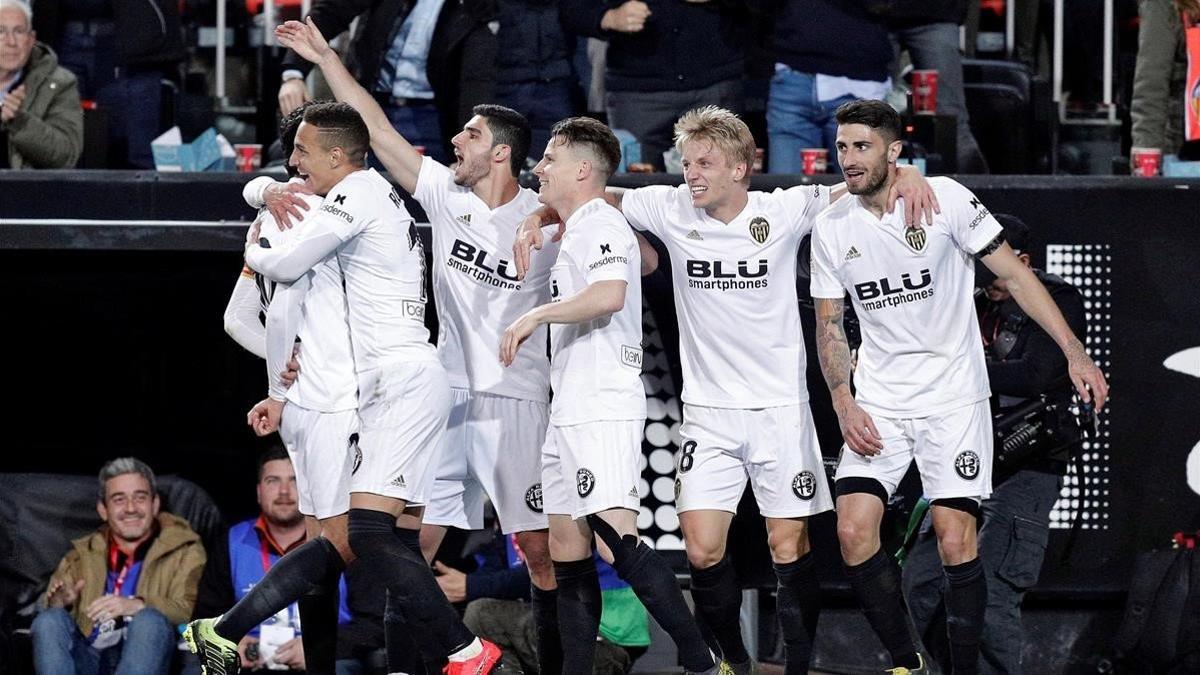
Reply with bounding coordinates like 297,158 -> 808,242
531,585 -> 563,675
346,509 -> 474,657
383,527 -> 430,674
554,558 -> 601,673
296,575 -> 340,675
215,537 -> 344,642
843,548 -> 921,670
943,558 -> 986,675
774,553 -> 820,674
689,556 -> 749,664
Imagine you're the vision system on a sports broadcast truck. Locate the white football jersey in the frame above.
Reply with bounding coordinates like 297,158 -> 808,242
810,176 -> 1003,417
621,183 -> 830,408
547,198 -> 647,425
316,168 -> 438,373
258,198 -> 357,412
414,157 -> 556,402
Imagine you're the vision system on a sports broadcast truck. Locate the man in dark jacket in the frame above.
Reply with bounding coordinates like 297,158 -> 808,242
902,214 -> 1088,673
277,0 -> 497,164
562,0 -> 749,170
31,0 -> 184,168
0,0 -> 82,168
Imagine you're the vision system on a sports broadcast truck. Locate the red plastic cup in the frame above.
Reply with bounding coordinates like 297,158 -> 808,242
1130,147 -> 1162,177
911,69 -> 939,115
801,148 -> 828,175
235,143 -> 263,172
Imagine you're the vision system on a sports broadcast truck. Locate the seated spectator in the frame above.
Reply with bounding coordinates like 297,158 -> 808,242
1131,0 -> 1200,160
188,446 -> 357,674
31,457 -> 206,675
0,0 -> 82,168
30,0 -> 185,168
446,528 -> 649,674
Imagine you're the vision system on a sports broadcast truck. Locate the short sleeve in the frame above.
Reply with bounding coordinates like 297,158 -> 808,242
776,183 -> 832,236
941,179 -> 1004,255
620,185 -> 679,237
413,156 -> 454,220
580,220 -> 637,285
809,223 -> 845,299
315,175 -> 375,241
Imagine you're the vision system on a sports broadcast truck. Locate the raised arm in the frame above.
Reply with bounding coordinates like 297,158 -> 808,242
499,280 -> 628,365
276,18 -> 424,194
979,241 -> 1109,410
814,297 -> 883,455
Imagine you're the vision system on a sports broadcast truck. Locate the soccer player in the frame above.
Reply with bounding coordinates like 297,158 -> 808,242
276,17 -> 563,671
513,106 -> 937,674
212,102 -> 358,675
499,116 -> 725,675
809,99 -> 1108,674
191,101 -> 503,675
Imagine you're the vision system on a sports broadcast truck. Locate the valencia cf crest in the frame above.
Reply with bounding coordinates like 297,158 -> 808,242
576,468 -> 596,497
791,471 -> 817,500
525,483 -> 544,513
349,433 -> 362,475
749,217 -> 770,244
905,226 -> 927,252
954,451 -> 980,480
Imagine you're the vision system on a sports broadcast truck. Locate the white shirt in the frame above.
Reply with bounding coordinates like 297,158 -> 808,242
245,168 -> 438,379
414,157 -> 556,401
548,198 -> 647,425
621,183 -> 830,408
257,198 -> 358,412
810,176 -> 1003,417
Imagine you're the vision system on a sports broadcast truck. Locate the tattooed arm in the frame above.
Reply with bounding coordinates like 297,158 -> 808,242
815,297 -> 883,456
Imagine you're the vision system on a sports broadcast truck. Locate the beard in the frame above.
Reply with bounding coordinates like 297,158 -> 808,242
845,161 -> 890,197
453,157 -> 488,187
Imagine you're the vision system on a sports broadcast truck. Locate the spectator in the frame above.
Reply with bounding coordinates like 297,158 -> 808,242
30,0 -> 185,169
188,446 -> 357,674
31,457 -> 206,675
276,0 -> 497,164
755,0 -> 892,174
903,214 -> 1089,672
0,0 -> 81,168
562,0 -> 750,170
448,530 -> 650,674
1131,0 -> 1200,160
493,0 -> 575,159
880,0 -> 990,173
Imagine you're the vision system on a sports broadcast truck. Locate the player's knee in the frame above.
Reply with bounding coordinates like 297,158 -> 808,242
684,539 -> 726,569
835,517 -> 876,559
766,527 -> 808,564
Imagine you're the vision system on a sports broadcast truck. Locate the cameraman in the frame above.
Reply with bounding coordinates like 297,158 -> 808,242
901,214 -> 1088,674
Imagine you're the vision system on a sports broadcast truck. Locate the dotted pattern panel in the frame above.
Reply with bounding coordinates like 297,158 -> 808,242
1045,245 -> 1111,530
638,309 -> 686,549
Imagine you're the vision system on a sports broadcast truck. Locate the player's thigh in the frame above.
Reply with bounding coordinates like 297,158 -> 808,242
422,388 -> 478,530
675,405 -> 748,515
280,404 -> 356,519
678,509 -> 735,567
352,363 -> 452,504
746,404 -> 834,519
468,394 -> 550,535
913,399 -> 993,501
833,412 -> 914,497
555,420 -> 644,521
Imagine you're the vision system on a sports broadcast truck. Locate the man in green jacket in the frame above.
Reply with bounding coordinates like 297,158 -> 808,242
1131,0 -> 1198,159
31,457 -> 207,675
0,0 -> 82,169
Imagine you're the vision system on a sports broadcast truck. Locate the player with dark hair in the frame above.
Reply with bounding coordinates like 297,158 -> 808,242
810,99 -> 1107,674
190,100 -> 503,675
276,18 -> 568,672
